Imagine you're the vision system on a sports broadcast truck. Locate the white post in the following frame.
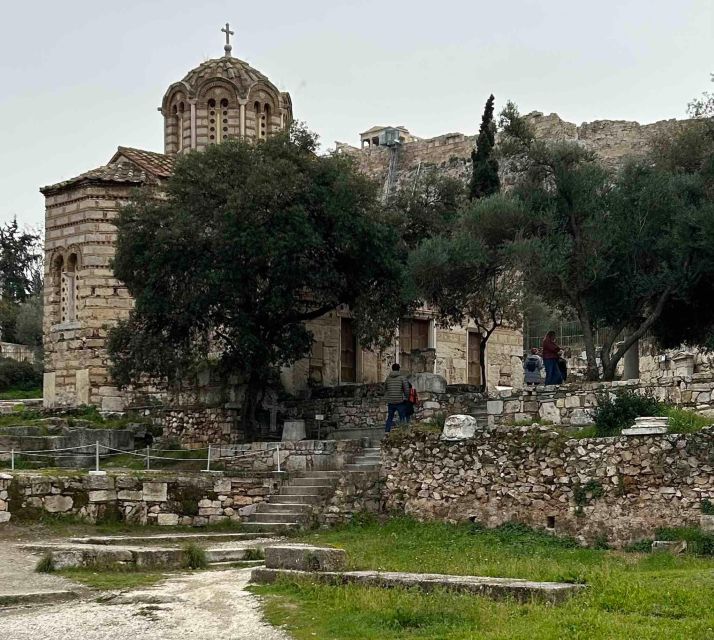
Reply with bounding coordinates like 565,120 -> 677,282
95,441 -> 100,472
206,444 -> 211,472
146,446 -> 150,470
276,443 -> 281,473
10,449 -> 14,471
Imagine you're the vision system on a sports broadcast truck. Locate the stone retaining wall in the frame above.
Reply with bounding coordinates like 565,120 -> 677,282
0,470 -> 279,526
318,469 -> 382,527
382,426 -> 714,547
156,406 -> 239,448
217,440 -> 362,472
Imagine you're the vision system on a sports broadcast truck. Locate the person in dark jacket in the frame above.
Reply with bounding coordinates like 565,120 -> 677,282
384,363 -> 409,433
542,331 -> 564,385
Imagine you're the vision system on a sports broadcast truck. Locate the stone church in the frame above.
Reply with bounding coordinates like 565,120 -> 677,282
40,30 -> 679,410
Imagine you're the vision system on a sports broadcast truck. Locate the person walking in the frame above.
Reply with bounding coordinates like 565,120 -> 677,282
523,347 -> 544,385
384,363 -> 409,433
542,331 -> 564,385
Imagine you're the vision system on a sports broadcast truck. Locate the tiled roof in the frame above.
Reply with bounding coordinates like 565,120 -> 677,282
113,147 -> 175,178
41,147 -> 175,195
40,162 -> 151,195
181,57 -> 274,94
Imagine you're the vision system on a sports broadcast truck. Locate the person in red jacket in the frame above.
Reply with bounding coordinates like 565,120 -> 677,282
542,331 -> 564,385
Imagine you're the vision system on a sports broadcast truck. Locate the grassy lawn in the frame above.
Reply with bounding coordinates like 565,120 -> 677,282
253,518 -> 714,640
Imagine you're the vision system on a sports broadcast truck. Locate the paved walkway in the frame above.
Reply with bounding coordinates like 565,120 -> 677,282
0,568 -> 291,640
0,544 -> 79,601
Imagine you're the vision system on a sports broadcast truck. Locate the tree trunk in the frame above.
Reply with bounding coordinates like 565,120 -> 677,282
623,336 -> 640,380
479,337 -> 488,393
573,301 -> 599,380
241,375 -> 259,442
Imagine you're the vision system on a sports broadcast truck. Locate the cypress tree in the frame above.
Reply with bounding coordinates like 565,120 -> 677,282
469,94 -> 500,200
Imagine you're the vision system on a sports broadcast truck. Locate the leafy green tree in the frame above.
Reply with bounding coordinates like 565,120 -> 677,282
409,195 -> 525,388
108,127 -> 409,437
501,101 -> 714,380
469,94 -> 500,200
0,218 -> 42,303
383,172 -> 465,249
15,293 -> 43,352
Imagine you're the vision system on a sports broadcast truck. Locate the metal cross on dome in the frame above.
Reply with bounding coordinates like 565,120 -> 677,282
221,22 -> 234,57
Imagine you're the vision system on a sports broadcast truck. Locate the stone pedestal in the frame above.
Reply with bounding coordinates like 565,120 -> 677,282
282,420 -> 306,441
441,414 -> 478,441
622,416 -> 668,436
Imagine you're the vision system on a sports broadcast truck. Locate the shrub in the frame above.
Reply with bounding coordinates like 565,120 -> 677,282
35,552 -> 55,573
183,542 -> 208,569
0,357 -> 42,392
655,526 -> 714,555
702,499 -> 714,516
592,390 -> 661,437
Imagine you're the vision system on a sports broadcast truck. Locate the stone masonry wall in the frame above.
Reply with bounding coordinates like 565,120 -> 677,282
157,406 -> 240,448
0,470 -> 279,526
382,426 -> 714,547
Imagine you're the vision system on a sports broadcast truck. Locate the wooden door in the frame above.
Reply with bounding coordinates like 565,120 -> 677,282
340,318 -> 357,383
468,332 -> 481,386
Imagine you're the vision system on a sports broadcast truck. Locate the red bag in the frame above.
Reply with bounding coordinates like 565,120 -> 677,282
408,386 -> 419,405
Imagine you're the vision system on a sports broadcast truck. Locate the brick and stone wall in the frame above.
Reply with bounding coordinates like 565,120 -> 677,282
157,406 -> 240,448
381,426 -> 714,547
0,470 -> 279,526
319,469 -> 381,527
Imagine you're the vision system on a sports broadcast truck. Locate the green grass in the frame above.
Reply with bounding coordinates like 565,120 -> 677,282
253,518 -> 714,640
663,406 -> 714,434
0,387 -> 42,400
58,566 -> 174,590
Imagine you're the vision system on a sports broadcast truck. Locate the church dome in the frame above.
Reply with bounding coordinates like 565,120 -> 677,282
160,31 -> 293,155
179,57 -> 276,98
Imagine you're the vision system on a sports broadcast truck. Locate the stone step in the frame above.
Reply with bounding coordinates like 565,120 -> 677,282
344,463 -> 379,471
250,511 -> 311,524
256,502 -> 313,513
279,484 -> 333,495
209,560 -> 265,569
289,477 -> 337,487
293,470 -> 343,477
240,522 -> 302,533
269,494 -> 324,505
205,548 -> 263,563
69,532 -> 266,546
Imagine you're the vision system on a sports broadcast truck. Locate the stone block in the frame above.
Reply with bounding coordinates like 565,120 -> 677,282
265,544 -> 347,572
570,408 -> 594,426
701,514 -> 714,533
486,400 -> 504,415
142,482 -> 168,502
652,540 -> 687,554
157,513 -> 179,526
88,490 -> 117,502
44,495 -> 73,513
86,474 -> 115,490
0,511 -> 11,523
564,396 -> 581,408
213,478 -> 231,493
441,415 -> 479,441
538,402 -> 561,425
408,373 -> 447,395
117,490 -> 142,501
282,420 -> 306,441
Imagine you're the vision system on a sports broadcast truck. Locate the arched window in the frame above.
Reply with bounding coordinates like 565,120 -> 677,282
264,104 -> 271,135
220,98 -> 230,140
176,102 -> 186,151
61,253 -> 78,323
254,101 -> 267,140
52,254 -> 64,323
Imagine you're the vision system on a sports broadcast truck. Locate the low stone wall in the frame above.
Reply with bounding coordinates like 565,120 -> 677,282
156,406 -> 239,448
0,470 -> 279,526
382,426 -> 714,547
319,469 -> 381,527
218,440 -> 362,472
486,374 -> 714,427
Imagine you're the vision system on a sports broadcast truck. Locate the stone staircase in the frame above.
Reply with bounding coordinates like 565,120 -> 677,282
243,446 -> 382,533
242,470 -> 341,533
344,447 -> 381,471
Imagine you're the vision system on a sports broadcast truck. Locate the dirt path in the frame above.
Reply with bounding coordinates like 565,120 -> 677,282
0,568 -> 291,640
0,544 -> 78,600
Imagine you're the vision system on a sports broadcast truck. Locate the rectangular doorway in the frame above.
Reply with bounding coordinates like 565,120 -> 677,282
340,318 -> 357,383
468,331 -> 482,387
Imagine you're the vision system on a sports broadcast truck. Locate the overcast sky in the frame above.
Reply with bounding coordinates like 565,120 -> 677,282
0,0 -> 711,229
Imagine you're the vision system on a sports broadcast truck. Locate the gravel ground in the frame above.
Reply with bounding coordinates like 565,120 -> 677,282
0,545 -> 78,598
0,568 -> 292,640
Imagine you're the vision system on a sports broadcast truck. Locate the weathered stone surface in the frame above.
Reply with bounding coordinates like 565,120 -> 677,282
409,373 -> 447,395
264,544 -> 347,572
157,513 -> 179,526
142,482 -> 168,502
44,495 -> 73,513
652,540 -> 687,554
622,426 -> 668,435
88,490 -> 117,503
0,511 -> 11,523
117,490 -> 142,501
282,420 -> 306,441
441,414 -> 478,441
251,568 -> 585,604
